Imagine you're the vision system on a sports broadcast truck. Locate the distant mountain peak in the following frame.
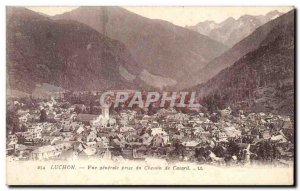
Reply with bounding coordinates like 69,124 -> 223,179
266,10 -> 281,15
265,10 -> 282,20
221,17 -> 235,24
187,10 -> 284,47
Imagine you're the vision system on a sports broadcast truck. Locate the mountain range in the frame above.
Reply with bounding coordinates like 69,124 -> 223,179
187,10 -> 283,47
52,7 -> 228,84
7,7 -> 230,92
7,7 -> 143,92
6,7 -> 295,117
179,9 -> 294,89
194,10 -> 295,116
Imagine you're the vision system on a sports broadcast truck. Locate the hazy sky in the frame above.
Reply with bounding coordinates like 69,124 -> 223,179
27,6 -> 293,27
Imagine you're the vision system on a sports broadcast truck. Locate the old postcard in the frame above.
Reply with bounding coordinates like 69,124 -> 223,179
6,6 -> 295,185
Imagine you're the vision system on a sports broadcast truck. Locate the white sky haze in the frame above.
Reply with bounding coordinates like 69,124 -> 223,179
26,6 -> 293,27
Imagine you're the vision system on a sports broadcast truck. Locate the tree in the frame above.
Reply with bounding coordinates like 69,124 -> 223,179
40,109 -> 47,122
173,139 -> 185,158
7,109 -> 19,134
227,141 -> 240,156
20,124 -> 27,132
195,147 -> 207,162
74,106 -> 81,114
213,145 -> 226,157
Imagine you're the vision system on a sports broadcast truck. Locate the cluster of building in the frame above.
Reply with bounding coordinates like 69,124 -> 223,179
6,95 -> 294,167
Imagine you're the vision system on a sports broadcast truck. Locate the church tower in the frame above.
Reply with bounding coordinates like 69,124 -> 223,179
101,105 -> 110,119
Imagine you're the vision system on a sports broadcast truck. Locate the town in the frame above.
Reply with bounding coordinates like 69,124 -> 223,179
6,85 -> 294,167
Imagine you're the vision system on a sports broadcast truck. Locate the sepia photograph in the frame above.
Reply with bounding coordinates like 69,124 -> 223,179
5,4 -> 295,186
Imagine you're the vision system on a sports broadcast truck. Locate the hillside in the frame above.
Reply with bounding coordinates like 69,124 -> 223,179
7,7 -> 144,93
195,10 -> 295,116
179,10 -> 295,89
52,6 -> 228,83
